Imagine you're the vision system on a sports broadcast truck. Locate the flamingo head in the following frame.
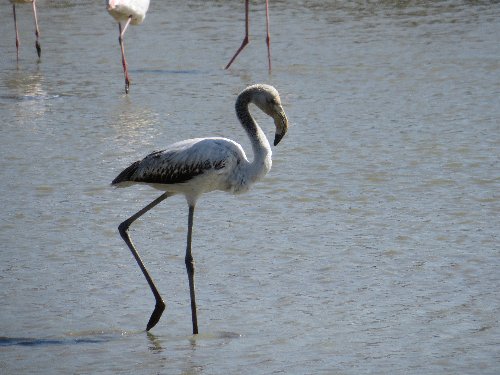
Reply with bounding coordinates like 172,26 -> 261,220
249,84 -> 289,146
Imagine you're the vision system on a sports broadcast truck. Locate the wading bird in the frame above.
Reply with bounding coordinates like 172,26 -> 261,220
112,84 -> 289,333
106,0 -> 150,94
9,0 -> 41,60
225,0 -> 272,72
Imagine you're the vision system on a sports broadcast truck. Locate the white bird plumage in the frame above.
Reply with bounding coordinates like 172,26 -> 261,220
112,84 -> 289,333
107,0 -> 149,25
106,0 -> 150,93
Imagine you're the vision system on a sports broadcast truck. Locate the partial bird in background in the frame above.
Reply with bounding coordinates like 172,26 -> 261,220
10,0 -> 41,60
225,0 -> 272,72
106,0 -> 150,94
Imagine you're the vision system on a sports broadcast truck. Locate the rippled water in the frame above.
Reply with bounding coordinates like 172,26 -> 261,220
1,1 -> 499,374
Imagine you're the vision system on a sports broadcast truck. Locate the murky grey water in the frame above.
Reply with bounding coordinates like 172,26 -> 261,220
1,0 -> 499,373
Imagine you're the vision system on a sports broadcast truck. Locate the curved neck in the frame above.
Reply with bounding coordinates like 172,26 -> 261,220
235,91 -> 272,181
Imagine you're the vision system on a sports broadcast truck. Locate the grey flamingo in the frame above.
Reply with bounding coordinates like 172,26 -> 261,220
112,84 -> 289,333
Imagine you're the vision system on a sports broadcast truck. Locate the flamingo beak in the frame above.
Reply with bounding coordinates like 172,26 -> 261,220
273,109 -> 288,146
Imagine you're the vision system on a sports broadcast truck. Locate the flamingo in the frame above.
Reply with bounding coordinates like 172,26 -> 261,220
225,0 -> 272,72
106,0 -> 150,94
112,84 -> 289,333
9,0 -> 41,60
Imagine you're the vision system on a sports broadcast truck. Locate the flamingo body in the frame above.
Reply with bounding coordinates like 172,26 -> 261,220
112,84 -> 289,332
106,0 -> 149,25
113,138 -> 253,202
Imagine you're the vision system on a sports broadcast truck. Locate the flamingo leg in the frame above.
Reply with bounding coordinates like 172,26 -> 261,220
185,205 -> 199,334
13,4 -> 20,61
265,0 -> 271,72
118,192 -> 170,331
32,0 -> 41,58
224,0 -> 250,70
118,16 -> 133,94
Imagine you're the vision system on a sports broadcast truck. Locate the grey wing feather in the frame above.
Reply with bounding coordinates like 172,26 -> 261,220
112,139 -> 236,186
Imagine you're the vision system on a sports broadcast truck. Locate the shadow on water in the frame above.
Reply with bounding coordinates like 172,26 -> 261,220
0,331 -> 126,347
0,336 -> 108,347
0,330 -> 242,349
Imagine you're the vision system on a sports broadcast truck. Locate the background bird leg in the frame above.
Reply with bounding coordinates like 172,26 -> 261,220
33,0 -> 41,58
265,0 -> 271,72
118,16 -> 133,93
13,4 -> 20,61
225,0 -> 250,70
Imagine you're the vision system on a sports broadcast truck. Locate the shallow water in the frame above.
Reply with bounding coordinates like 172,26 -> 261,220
1,1 -> 499,374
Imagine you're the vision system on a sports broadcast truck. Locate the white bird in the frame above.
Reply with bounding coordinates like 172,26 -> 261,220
106,0 -> 150,94
9,0 -> 41,60
112,84 -> 289,333
225,0 -> 272,72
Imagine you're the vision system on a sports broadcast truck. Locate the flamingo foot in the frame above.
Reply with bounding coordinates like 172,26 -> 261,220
146,299 -> 165,331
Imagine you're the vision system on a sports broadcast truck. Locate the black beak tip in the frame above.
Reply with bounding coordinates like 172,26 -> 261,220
274,133 -> 284,146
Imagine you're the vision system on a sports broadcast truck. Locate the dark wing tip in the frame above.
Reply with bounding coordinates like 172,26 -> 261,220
111,160 -> 141,185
